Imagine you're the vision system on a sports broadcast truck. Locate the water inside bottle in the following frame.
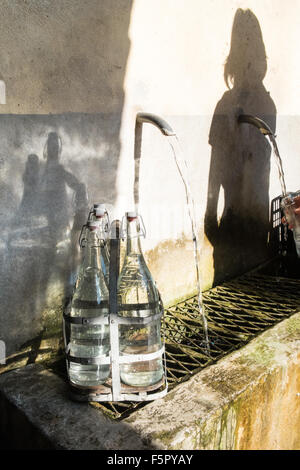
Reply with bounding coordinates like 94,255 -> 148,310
69,305 -> 110,387
118,216 -> 164,387
68,228 -> 110,387
119,323 -> 163,387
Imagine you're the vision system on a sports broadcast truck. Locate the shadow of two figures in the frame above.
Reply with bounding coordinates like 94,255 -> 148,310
18,132 -> 87,245
2,132 -> 88,351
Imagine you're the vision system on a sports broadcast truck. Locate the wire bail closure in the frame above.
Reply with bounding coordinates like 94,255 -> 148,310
120,213 -> 146,239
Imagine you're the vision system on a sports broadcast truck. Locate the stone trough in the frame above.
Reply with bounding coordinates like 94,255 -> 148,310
1,258 -> 300,450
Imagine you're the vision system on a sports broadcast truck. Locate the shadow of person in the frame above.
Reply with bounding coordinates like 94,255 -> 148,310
2,154 -> 49,351
41,132 -> 81,244
2,134 -> 88,356
39,131 -> 89,299
204,8 -> 277,286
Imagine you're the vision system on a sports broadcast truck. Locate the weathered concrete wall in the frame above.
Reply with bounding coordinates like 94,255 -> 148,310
118,0 -> 300,298
1,0 -> 300,354
0,0 -> 133,354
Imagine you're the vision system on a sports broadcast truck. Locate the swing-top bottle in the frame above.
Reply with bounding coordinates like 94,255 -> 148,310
117,212 -> 164,387
68,219 -> 110,387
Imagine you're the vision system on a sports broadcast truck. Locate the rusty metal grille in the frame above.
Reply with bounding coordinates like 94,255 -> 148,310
46,268 -> 300,420
164,272 -> 300,385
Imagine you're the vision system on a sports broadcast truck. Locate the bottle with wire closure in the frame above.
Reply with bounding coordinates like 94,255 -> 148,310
117,212 -> 164,387
76,204 -> 110,289
68,219 -> 110,387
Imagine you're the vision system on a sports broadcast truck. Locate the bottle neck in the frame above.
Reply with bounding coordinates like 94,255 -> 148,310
126,219 -> 143,255
96,217 -> 108,241
84,230 -> 101,270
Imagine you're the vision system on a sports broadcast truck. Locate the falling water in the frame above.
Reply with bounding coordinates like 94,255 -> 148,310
267,133 -> 290,252
267,134 -> 287,197
166,135 -> 210,354
239,114 -> 289,249
238,114 -> 287,196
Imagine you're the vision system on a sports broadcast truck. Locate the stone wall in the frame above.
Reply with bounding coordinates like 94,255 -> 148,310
0,0 -> 132,354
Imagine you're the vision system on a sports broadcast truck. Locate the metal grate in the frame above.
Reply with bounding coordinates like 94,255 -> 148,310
45,267 -> 300,420
163,272 -> 300,386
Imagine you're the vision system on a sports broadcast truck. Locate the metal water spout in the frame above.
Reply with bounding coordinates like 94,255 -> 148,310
238,114 -> 274,136
238,113 -> 286,196
135,112 -> 176,137
134,113 -> 175,207
237,113 -> 300,258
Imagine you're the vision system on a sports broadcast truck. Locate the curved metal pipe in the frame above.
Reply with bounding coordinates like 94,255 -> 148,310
136,112 -> 176,137
238,114 -> 274,136
238,113 -> 287,196
134,113 -> 176,207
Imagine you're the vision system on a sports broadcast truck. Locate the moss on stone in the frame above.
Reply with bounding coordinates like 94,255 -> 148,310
239,339 -> 276,368
152,427 -> 184,448
285,314 -> 300,337
163,390 -> 177,402
152,429 -> 174,446
195,418 -> 218,449
42,304 -> 64,335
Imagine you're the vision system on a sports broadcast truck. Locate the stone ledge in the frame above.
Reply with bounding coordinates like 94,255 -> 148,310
1,312 -> 300,449
0,364 -> 150,450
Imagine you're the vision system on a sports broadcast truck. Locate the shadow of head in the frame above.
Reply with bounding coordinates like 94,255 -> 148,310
224,8 -> 267,89
44,132 -> 62,162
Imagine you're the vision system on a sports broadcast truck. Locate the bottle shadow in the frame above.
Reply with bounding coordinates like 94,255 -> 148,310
204,8 -> 277,286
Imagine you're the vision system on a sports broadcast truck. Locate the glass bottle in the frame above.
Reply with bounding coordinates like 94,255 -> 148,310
68,219 -> 110,387
74,223 -> 89,290
117,212 -> 164,387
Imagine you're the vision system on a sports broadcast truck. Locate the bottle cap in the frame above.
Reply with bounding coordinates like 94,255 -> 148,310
93,203 -> 107,218
126,211 -> 138,221
95,208 -> 106,218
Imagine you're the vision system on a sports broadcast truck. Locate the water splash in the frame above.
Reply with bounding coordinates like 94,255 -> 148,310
167,135 -> 210,355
